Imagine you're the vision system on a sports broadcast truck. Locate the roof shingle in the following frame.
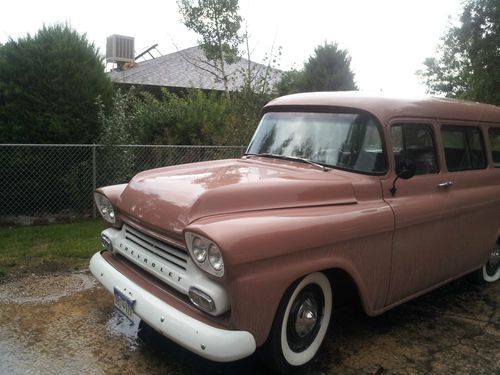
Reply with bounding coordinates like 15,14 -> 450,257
108,46 -> 282,92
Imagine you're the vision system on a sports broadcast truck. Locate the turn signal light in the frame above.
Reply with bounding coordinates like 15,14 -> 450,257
189,287 -> 215,313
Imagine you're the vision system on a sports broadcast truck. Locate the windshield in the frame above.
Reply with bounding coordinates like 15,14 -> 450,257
247,112 -> 387,174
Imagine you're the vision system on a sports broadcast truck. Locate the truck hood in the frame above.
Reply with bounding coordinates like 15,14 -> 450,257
116,158 -> 357,239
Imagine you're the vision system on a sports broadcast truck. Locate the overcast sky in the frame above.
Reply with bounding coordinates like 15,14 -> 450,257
1,0 -> 464,96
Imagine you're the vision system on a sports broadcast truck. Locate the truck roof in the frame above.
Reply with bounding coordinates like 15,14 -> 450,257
264,92 -> 500,125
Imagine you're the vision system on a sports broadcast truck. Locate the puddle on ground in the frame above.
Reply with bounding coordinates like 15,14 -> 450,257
0,273 -> 498,375
0,272 -> 249,375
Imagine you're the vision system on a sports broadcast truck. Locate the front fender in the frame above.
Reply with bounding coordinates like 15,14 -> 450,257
186,202 -> 394,346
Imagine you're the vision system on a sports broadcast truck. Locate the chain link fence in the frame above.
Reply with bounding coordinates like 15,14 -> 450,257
0,144 -> 246,225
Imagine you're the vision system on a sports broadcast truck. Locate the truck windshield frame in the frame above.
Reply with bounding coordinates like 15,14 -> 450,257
246,111 -> 388,175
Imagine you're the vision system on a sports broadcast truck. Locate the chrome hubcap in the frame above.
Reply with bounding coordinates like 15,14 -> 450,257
294,297 -> 318,337
490,245 -> 500,261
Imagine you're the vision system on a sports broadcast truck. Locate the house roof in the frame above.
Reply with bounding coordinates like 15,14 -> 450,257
108,46 -> 282,92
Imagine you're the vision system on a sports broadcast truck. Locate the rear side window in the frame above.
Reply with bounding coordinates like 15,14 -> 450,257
391,123 -> 438,175
442,126 -> 486,171
489,128 -> 500,167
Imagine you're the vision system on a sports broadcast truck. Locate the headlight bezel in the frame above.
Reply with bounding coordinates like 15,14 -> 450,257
185,232 -> 224,277
94,192 -> 116,224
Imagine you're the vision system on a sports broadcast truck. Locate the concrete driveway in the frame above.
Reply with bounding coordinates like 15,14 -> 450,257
0,272 -> 498,374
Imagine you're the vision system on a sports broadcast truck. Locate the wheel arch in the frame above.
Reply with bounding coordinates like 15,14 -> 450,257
259,264 -> 370,345
324,267 -> 365,312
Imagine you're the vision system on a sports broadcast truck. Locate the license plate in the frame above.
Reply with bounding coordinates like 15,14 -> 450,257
113,286 -> 135,321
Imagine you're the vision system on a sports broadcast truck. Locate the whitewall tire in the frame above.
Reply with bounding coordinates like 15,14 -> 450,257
482,243 -> 500,282
263,272 -> 332,373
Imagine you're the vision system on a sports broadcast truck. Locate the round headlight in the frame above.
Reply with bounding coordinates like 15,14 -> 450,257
192,236 -> 207,263
208,244 -> 223,271
185,232 -> 224,277
94,193 -> 116,224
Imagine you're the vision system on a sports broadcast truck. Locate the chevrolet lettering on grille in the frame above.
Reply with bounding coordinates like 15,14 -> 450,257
114,225 -> 189,294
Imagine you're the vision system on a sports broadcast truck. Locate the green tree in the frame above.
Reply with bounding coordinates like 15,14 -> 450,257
0,24 -> 114,143
178,0 -> 242,94
278,42 -> 357,94
275,69 -> 304,95
418,0 -> 500,105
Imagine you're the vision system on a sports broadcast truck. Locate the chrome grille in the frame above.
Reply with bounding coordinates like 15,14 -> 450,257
123,225 -> 188,272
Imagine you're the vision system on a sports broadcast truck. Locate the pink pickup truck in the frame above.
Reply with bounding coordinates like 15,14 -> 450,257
90,92 -> 500,372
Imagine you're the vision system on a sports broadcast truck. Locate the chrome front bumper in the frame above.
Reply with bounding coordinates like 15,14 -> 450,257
90,251 -> 256,362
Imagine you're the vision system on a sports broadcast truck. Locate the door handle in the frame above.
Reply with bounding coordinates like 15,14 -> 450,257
437,181 -> 454,188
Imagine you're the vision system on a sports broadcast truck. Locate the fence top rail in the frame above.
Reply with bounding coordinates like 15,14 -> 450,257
0,143 -> 246,148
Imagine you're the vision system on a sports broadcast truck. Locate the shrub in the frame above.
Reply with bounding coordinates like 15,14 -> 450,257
99,88 -> 266,147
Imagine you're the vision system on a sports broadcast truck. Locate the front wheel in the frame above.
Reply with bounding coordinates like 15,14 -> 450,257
262,272 -> 332,373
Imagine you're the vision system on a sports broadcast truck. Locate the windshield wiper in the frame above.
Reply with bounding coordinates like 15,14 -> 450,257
244,153 -> 330,172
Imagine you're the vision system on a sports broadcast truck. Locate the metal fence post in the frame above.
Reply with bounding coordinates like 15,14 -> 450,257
92,144 -> 96,218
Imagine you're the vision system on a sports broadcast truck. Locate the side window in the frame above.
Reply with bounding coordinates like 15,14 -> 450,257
391,123 -> 438,175
489,128 -> 500,167
442,126 -> 486,171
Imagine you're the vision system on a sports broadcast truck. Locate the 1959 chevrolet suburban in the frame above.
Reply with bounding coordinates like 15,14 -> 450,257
90,92 -> 500,372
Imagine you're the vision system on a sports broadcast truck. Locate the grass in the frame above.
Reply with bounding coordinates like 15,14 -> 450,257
0,220 -> 104,279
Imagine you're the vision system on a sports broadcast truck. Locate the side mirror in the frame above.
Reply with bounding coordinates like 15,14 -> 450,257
390,159 -> 416,196
395,159 -> 416,180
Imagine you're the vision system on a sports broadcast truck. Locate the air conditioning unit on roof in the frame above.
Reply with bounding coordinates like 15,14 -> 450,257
106,35 -> 135,64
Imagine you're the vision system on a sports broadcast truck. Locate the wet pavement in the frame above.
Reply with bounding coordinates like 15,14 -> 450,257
0,272 -> 498,375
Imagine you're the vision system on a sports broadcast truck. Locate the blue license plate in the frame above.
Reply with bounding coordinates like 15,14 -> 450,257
113,286 -> 135,321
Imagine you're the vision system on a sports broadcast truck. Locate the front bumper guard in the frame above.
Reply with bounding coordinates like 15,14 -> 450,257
90,251 -> 256,362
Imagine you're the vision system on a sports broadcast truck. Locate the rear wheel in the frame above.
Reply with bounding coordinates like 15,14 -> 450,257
482,243 -> 500,282
468,242 -> 500,284
262,272 -> 332,373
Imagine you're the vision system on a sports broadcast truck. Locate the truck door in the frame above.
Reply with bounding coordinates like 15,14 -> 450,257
381,121 -> 453,305
437,125 -> 500,275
